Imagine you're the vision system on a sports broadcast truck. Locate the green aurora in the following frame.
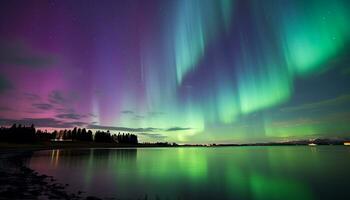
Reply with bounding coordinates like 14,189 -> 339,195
0,0 -> 349,143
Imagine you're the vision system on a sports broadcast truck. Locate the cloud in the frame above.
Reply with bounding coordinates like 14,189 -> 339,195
121,111 -> 165,121
0,40 -> 55,68
32,103 -> 53,110
0,117 -> 88,128
281,94 -> 350,112
0,75 -> 13,93
137,132 -> 167,139
48,90 -> 66,105
25,110 -> 44,114
166,127 -> 191,131
148,111 -> 164,117
56,113 -> 85,120
87,124 -> 191,133
134,115 -> 145,120
88,113 -> 97,118
0,118 -> 59,127
0,106 -> 13,111
121,110 -> 134,114
63,121 -> 89,127
0,116 -> 192,135
23,93 -> 40,100
86,124 -> 159,132
55,108 -> 74,113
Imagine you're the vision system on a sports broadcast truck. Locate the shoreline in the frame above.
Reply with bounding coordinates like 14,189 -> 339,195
0,141 -> 348,151
0,150 -> 104,200
0,142 -> 180,151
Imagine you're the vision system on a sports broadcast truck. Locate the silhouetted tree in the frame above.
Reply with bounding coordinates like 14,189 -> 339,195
0,124 -> 137,144
113,132 -> 138,144
94,130 -> 113,143
87,130 -> 93,142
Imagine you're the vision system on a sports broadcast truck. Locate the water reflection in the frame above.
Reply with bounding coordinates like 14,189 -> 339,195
44,148 -> 137,169
50,149 -> 60,167
29,147 -> 350,200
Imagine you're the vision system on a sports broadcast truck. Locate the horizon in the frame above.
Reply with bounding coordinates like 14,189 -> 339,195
0,0 -> 350,144
1,123 -> 350,145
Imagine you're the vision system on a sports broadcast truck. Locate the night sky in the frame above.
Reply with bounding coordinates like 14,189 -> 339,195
0,0 -> 349,143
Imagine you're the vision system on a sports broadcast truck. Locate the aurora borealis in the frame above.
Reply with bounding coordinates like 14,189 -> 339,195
0,0 -> 350,143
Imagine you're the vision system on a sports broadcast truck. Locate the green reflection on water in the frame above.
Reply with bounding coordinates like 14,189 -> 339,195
30,147 -> 350,200
249,173 -> 313,200
136,148 -> 207,182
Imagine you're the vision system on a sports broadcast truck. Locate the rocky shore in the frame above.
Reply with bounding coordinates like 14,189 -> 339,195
0,150 -> 103,200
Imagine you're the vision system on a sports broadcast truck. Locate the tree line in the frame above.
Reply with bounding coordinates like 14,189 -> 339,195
0,124 -> 138,144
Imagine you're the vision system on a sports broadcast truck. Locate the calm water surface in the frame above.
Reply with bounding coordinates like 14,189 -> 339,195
29,147 -> 350,200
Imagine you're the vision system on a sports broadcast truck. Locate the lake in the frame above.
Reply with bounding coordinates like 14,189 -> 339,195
28,146 -> 350,200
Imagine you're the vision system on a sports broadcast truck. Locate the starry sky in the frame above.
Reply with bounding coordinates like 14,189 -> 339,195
0,0 -> 349,143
